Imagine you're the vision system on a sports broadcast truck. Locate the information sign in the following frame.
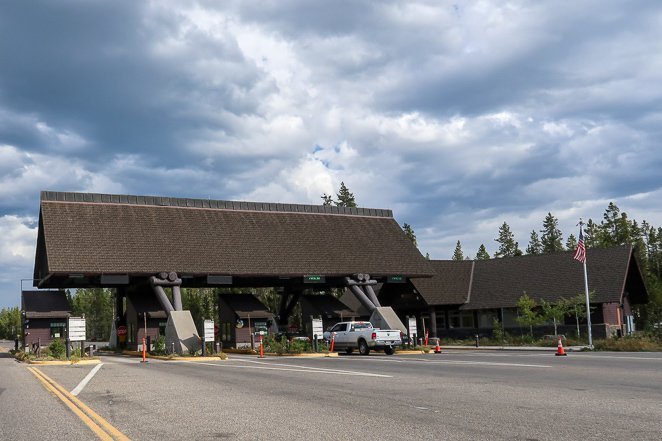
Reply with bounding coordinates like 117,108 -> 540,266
68,317 -> 86,342
311,318 -> 323,340
408,317 -> 417,338
203,319 -> 215,343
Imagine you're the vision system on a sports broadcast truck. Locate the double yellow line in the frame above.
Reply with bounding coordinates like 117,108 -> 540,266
27,367 -> 130,441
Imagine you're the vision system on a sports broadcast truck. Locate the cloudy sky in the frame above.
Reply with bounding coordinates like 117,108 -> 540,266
1,1 -> 661,307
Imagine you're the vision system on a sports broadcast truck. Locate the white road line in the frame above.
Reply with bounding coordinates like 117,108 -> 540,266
70,363 -> 103,396
337,356 -> 551,368
182,360 -> 392,377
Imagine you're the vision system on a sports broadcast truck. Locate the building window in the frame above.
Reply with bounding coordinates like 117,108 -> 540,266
435,312 -> 446,330
477,310 -> 498,328
50,323 -> 66,339
448,311 -> 475,328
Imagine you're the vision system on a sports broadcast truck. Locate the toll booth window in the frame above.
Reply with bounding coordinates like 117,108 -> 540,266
50,323 -> 65,339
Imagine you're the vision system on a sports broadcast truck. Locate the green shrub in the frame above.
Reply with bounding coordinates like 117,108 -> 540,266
49,339 -> 66,359
151,336 -> 166,355
593,334 -> 662,352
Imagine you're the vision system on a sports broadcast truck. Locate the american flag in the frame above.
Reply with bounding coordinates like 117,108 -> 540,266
573,228 -> 586,263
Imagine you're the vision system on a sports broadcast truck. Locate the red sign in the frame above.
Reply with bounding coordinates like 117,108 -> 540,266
117,325 -> 128,337
214,325 -> 219,335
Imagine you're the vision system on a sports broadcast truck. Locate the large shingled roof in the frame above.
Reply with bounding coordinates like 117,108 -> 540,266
413,246 -> 647,309
34,191 -> 433,284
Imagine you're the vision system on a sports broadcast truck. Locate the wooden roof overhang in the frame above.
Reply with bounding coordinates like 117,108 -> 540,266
34,191 -> 434,290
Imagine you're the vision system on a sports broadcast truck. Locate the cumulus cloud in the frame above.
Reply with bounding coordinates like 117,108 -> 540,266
1,1 -> 661,305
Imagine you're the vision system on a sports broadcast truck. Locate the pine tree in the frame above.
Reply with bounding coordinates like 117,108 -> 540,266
336,182 -> 357,207
540,212 -> 564,253
601,202 -> 631,246
321,194 -> 334,206
475,244 -> 490,260
565,234 -> 578,250
402,223 -> 417,248
494,222 -> 522,257
452,240 -> 464,261
526,230 -> 543,255
584,218 -> 600,248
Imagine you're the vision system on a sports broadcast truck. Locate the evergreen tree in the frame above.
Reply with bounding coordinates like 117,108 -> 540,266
321,194 -> 334,206
0,307 -> 21,339
494,222 -> 522,257
70,288 -> 114,341
402,223 -> 417,248
600,202 -> 632,246
475,244 -> 490,260
584,218 -> 600,248
452,240 -> 464,261
540,212 -> 564,253
336,182 -> 357,207
526,230 -> 543,255
565,234 -> 578,250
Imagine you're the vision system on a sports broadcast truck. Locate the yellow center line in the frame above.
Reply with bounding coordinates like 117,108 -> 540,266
27,367 -> 130,441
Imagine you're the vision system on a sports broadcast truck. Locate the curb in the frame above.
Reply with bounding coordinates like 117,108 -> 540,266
26,358 -> 102,366
120,350 -> 228,361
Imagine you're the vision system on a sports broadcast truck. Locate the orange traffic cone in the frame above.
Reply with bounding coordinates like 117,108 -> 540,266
555,337 -> 567,356
434,339 -> 442,354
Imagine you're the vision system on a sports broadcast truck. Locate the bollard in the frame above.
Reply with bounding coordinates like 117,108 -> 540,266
259,335 -> 264,358
313,334 -> 318,352
425,330 -> 429,346
215,342 -> 220,354
14,337 -> 19,351
171,342 -> 175,354
475,334 -> 479,348
141,337 -> 147,363
330,332 -> 336,352
90,344 -> 95,358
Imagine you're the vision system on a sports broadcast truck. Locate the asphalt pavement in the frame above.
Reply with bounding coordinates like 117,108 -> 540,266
2,346 -> 661,440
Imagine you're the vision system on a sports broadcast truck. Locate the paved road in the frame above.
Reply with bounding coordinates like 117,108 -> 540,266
2,347 -> 661,440
0,342 -> 92,440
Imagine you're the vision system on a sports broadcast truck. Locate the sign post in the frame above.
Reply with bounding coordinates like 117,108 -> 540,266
67,317 -> 86,359
311,317 -> 323,352
408,317 -> 417,348
203,319 -> 214,357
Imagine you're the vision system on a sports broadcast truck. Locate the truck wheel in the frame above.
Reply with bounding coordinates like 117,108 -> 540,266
345,348 -> 353,354
384,346 -> 395,355
358,339 -> 370,356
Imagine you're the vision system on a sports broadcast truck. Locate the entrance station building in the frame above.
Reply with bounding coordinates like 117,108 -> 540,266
33,191 -> 433,349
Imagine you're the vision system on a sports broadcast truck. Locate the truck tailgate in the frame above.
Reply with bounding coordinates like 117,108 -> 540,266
375,330 -> 401,345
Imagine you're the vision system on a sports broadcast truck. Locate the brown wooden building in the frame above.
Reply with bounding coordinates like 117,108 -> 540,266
383,246 -> 648,339
21,290 -> 71,349
218,294 -> 274,349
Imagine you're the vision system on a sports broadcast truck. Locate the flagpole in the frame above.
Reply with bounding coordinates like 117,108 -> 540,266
582,258 -> 593,348
578,219 -> 593,348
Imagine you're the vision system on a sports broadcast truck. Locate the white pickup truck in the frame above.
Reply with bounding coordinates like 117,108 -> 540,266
323,321 -> 402,355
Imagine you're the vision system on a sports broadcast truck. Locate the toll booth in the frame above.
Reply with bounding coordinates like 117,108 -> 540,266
299,294 -> 357,337
21,290 -> 71,350
125,290 -> 167,351
218,294 -> 274,349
